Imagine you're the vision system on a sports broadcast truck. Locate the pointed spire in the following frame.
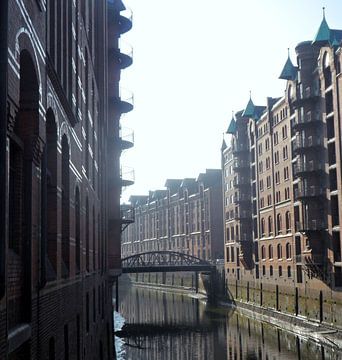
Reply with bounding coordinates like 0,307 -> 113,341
279,48 -> 297,80
226,113 -> 236,134
312,8 -> 331,44
242,95 -> 255,118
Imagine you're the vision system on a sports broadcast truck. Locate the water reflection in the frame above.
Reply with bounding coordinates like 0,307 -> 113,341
117,284 -> 342,360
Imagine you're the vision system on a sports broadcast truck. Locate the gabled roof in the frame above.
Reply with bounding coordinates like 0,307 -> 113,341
226,117 -> 236,134
279,54 -> 297,81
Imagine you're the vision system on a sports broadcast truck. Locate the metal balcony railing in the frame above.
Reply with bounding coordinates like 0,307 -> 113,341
234,211 -> 250,220
233,194 -> 250,203
120,166 -> 135,187
296,220 -> 326,232
120,204 -> 135,224
294,185 -> 325,199
232,144 -> 248,154
119,126 -> 134,150
233,177 -> 249,187
291,111 -> 321,129
296,253 -> 324,265
294,160 -> 324,176
233,158 -> 249,170
293,136 -> 323,152
114,87 -> 134,113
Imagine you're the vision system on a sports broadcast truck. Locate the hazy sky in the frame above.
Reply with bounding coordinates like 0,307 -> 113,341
120,0 -> 342,201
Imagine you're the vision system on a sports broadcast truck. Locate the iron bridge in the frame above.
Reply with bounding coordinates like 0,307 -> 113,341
121,251 -> 216,273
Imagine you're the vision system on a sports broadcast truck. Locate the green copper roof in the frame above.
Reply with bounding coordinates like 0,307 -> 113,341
313,12 -> 331,44
242,98 -> 255,118
226,117 -> 236,134
279,55 -> 297,80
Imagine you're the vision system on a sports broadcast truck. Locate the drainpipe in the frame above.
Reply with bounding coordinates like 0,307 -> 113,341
0,0 -> 8,299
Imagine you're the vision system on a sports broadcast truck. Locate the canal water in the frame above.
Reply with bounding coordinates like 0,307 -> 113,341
116,283 -> 342,360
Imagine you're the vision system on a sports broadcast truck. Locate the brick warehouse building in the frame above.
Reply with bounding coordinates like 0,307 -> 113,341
0,0 -> 134,358
121,169 -> 224,262
222,13 -> 342,324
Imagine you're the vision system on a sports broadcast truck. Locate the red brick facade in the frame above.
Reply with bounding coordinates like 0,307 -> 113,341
222,17 -> 342,325
1,0 -> 133,358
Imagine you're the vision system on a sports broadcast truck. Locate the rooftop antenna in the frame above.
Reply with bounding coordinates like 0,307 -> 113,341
287,47 -> 290,57
249,90 -> 252,99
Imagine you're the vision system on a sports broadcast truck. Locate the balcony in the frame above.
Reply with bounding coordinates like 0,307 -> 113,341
108,4 -> 133,35
296,253 -> 324,265
119,127 -> 134,150
293,86 -> 320,107
121,166 -> 135,187
111,40 -> 133,69
233,177 -> 249,188
232,144 -> 248,155
120,204 -> 135,225
294,185 -> 325,200
234,211 -> 250,220
296,219 -> 326,232
113,87 -> 134,113
233,158 -> 249,171
291,111 -> 321,130
293,160 -> 324,177
293,136 -> 323,153
233,193 -> 250,204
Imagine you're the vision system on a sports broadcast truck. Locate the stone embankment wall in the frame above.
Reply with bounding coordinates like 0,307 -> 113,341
226,278 -> 342,328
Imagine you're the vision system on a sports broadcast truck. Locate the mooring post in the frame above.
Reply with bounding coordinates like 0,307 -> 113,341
115,279 -> 119,312
195,271 -> 199,293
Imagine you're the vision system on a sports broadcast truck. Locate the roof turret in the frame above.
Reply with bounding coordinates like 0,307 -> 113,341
279,49 -> 297,80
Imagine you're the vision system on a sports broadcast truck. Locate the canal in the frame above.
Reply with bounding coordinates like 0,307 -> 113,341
116,283 -> 342,359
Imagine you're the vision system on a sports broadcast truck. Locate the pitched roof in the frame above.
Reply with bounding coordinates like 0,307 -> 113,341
279,55 -> 297,81
226,117 -> 236,134
242,98 -> 255,118
312,11 -> 342,45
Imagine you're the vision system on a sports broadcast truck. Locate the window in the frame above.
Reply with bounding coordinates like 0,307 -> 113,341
259,161 -> 263,173
285,187 -> 290,200
286,211 -> 291,232
277,244 -> 282,259
283,146 -> 288,160
265,138 -> 270,151
260,179 -> 264,192
262,265 -> 266,276
261,245 -> 266,259
49,337 -> 55,360
231,247 -> 235,262
279,266 -> 283,277
270,265 -> 273,276
286,243 -> 292,259
268,216 -> 273,235
284,166 -> 289,180
274,132 -> 279,145
258,143 -> 263,155
266,157 -> 270,170
267,195 -> 272,206
269,245 -> 273,259
282,125 -> 288,139
275,171 -> 280,184
277,214 -> 282,234
266,176 -> 271,188
261,218 -> 265,236
260,197 -> 265,208
275,151 -> 279,164
287,265 -> 292,277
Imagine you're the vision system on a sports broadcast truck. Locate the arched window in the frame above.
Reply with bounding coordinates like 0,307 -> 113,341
261,245 -> 266,260
61,135 -> 70,278
285,211 -> 291,232
45,109 -> 58,282
270,265 -> 273,277
286,243 -> 292,259
261,218 -> 265,237
277,213 -> 282,235
287,266 -> 292,278
268,245 -> 273,259
268,216 -> 273,235
279,266 -> 282,277
323,52 -> 332,88
75,187 -> 81,274
277,244 -> 282,259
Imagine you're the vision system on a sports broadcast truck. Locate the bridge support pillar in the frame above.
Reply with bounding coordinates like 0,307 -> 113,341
195,271 -> 199,293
